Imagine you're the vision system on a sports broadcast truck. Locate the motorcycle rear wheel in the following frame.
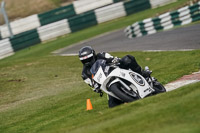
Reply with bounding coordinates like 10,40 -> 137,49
109,83 -> 136,103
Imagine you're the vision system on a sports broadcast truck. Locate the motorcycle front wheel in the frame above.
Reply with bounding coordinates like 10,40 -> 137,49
152,81 -> 166,95
109,83 -> 136,103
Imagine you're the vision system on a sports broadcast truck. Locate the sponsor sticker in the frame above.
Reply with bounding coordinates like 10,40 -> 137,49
129,72 -> 145,86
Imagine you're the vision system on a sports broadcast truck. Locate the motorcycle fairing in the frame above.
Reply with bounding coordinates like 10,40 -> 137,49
101,68 -> 154,98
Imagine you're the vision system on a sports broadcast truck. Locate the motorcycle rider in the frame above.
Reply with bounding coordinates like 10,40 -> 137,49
79,46 -> 149,108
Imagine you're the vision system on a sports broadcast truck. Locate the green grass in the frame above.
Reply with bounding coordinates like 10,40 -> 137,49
49,0 -> 72,6
0,0 -> 200,132
0,50 -> 200,133
0,0 -> 73,24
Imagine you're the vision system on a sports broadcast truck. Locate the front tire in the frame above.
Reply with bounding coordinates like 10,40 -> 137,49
153,81 -> 166,95
109,83 -> 136,103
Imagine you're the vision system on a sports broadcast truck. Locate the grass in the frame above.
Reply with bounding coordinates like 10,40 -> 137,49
0,0 -> 55,23
67,82 -> 200,133
0,50 -> 200,133
0,0 -> 73,24
49,0 -> 73,6
0,0 -> 200,132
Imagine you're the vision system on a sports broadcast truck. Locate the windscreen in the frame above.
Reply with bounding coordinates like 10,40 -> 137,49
90,59 -> 107,76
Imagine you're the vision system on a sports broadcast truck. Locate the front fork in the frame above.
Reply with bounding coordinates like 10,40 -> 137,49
146,76 -> 157,90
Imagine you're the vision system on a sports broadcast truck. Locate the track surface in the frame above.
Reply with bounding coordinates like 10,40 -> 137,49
54,24 -> 200,55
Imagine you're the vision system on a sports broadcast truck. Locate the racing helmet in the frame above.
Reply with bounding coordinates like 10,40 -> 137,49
79,46 -> 96,66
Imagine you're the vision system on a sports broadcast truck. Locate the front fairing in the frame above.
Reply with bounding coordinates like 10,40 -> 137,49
102,68 -> 154,98
90,59 -> 107,76
90,59 -> 108,84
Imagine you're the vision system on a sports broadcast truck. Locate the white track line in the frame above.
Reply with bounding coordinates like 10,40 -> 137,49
164,71 -> 200,91
165,80 -> 199,92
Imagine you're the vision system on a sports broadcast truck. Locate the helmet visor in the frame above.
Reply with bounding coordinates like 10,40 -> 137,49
80,56 -> 95,66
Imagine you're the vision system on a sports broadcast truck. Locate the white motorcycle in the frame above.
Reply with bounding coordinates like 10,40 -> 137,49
90,59 -> 166,102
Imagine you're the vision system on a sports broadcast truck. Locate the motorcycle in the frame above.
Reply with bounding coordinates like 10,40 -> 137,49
90,59 -> 166,102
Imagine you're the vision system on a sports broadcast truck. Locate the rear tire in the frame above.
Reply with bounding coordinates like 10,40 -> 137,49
109,83 -> 135,103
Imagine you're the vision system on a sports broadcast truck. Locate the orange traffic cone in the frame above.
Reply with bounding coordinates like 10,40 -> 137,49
86,99 -> 93,110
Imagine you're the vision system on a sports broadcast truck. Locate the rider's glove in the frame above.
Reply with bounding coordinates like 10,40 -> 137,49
142,69 -> 152,78
112,57 -> 120,64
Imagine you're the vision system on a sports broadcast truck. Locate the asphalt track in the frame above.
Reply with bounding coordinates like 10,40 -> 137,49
54,24 -> 200,55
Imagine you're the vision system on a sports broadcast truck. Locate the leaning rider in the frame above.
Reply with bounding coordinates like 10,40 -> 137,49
78,46 -> 149,108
